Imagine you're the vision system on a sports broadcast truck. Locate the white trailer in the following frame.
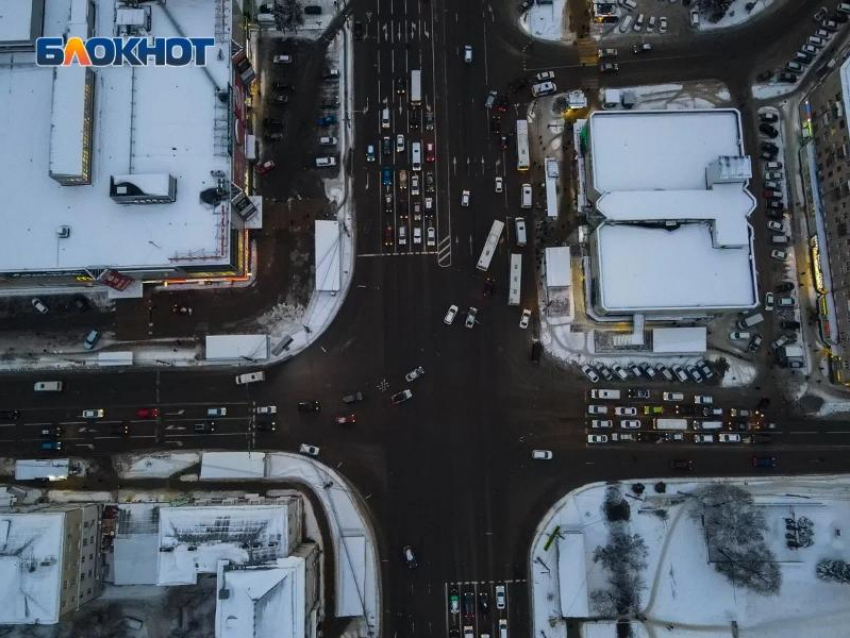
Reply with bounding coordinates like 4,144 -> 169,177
508,253 -> 522,306
476,220 -> 505,272
410,69 -> 422,105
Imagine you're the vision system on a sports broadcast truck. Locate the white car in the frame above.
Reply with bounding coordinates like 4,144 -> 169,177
693,433 -> 715,443
591,419 -> 613,428
255,406 -> 277,414
31,298 -> 49,314
405,366 -> 425,382
444,304 -> 459,325
587,434 -> 609,444
396,134 -> 405,153
659,16 -> 668,33
465,306 -> 478,328
461,189 -> 470,207
82,409 -> 104,419
427,226 -> 436,247
614,406 -> 637,416
729,331 -> 751,341
718,433 -> 742,443
272,54 -> 293,64
463,44 -> 473,63
424,197 -> 433,211
621,420 -> 642,429
495,585 -> 506,609
532,449 -> 553,460
771,249 -> 787,260
495,177 -> 503,193
413,227 -> 422,245
767,220 -> 783,232
587,405 -> 608,415
299,443 -> 320,456
694,395 -> 713,405
535,70 -> 555,81
764,292 -> 775,311
519,309 -> 532,329
581,365 -> 600,383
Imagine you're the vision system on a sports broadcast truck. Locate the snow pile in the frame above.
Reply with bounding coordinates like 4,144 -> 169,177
519,0 -> 570,42
114,452 -> 200,479
700,0 -> 775,31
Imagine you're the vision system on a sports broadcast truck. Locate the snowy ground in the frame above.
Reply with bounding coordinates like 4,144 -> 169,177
601,82 -> 733,111
531,475 -> 850,638
700,0 -> 775,31
113,452 -> 200,479
519,0 -> 571,43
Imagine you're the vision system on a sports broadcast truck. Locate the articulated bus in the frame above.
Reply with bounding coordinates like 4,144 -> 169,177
516,119 -> 530,171
476,220 -> 505,272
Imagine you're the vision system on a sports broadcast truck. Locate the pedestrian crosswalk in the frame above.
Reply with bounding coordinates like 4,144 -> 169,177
577,38 -> 598,66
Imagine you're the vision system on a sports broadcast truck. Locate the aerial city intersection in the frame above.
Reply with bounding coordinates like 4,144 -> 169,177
0,0 -> 849,636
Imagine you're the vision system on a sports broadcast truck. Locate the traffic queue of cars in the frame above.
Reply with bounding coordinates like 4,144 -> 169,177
446,583 -> 511,638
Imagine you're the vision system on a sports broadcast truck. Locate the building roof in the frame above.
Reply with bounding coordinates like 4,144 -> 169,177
200,451 -> 267,479
14,459 -> 70,481
652,327 -> 707,353
0,0 -> 232,274
594,224 -> 757,312
0,511 -> 64,624
315,220 -> 341,292
215,557 -> 306,638
545,247 -> 572,288
205,335 -> 270,362
557,531 -> 589,618
157,505 -> 291,586
338,535 -> 367,618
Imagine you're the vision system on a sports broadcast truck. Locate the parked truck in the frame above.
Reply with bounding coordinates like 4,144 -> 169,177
410,69 -> 422,105
654,418 -> 688,431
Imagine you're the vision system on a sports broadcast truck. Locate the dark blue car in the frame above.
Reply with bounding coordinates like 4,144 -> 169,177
381,167 -> 392,186
318,115 -> 337,126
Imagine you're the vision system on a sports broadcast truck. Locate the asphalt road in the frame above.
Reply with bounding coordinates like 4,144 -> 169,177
3,1 -> 850,637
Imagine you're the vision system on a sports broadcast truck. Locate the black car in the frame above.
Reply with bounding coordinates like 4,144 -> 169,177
677,405 -> 696,416
483,277 -> 495,297
320,100 -> 340,110
463,591 -> 475,617
761,141 -> 779,153
409,107 -> 420,129
496,96 -> 509,112
670,459 -> 693,471
767,200 -> 784,210
759,112 -> 779,123
833,11 -> 849,23
264,117 -> 283,128
781,319 -> 801,330
759,123 -> 779,138
72,296 -> 90,312
264,131 -> 283,141
272,82 -> 293,91
628,389 -> 650,399
778,72 -> 798,84
531,341 -> 542,364
490,117 -> 501,135
193,421 -> 215,433
479,591 -> 489,614
382,136 -> 392,156
396,77 -> 406,95
297,401 -> 321,413
0,410 -> 21,420
424,110 -> 434,130
756,70 -> 773,82
353,21 -> 364,39
775,282 -> 795,293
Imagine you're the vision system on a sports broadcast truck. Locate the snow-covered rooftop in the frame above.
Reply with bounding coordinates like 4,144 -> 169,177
557,531 -> 589,617
594,224 -> 757,312
205,336 -> 270,362
0,511 -> 64,624
14,458 -> 70,481
0,0 -> 39,43
651,326 -> 707,353
545,247 -> 572,288
315,220 -> 341,292
157,504 -> 292,586
0,0 -> 233,274
215,557 -> 306,638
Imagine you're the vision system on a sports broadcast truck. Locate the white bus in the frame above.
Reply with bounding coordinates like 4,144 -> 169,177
508,253 -> 522,306
476,220 -> 505,272
410,70 -> 422,105
516,119 -> 530,172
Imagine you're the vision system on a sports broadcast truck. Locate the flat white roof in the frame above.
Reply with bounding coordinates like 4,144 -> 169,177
158,505 -> 291,586
590,110 -> 744,192
205,335 -> 270,361
315,220 -> 341,292
0,0 -> 35,42
652,327 -> 707,353
14,459 -> 69,481
557,532 -> 589,618
216,558 -> 305,638
595,224 -> 757,311
338,535 -> 366,617
0,511 -> 64,624
545,247 -> 572,288
0,0 -> 232,273
200,451 -> 266,479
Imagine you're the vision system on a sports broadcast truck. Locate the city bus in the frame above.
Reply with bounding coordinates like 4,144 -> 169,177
476,220 -> 505,272
508,253 -> 521,306
516,119 -> 530,171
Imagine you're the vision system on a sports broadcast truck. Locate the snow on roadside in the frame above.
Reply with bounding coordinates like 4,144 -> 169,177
719,353 -> 757,387
752,82 -> 797,101
700,0 -> 775,31
519,0 -> 570,42
113,453 -> 200,479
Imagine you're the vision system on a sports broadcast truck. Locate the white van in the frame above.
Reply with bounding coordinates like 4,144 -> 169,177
499,619 -> 508,638
531,81 -> 556,97
770,234 -> 788,244
381,107 -> 391,129
737,312 -> 765,329
515,217 -> 527,248
411,142 -> 422,171
235,371 -> 265,385
521,183 -> 532,209
34,381 -> 63,392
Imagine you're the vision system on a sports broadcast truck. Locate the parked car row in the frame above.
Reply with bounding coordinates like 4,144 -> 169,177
580,360 -> 716,384
773,7 -> 846,84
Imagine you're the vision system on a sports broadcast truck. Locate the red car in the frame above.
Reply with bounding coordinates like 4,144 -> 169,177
256,160 -> 276,175
425,143 -> 435,163
136,407 -> 160,419
335,414 -> 356,425
384,225 -> 394,247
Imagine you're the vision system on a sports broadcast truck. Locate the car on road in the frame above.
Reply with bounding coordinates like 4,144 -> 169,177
485,89 -> 499,109
450,589 -> 460,614
633,42 -> 652,54
465,306 -> 478,328
391,389 -> 413,404
425,142 -> 435,162
531,81 -> 557,96
41,441 -> 63,451
383,225 -> 394,247
495,177 -> 503,193
535,70 -> 555,81
463,591 -> 475,617
588,405 -> 608,415
195,421 -> 216,433
381,167 -> 392,186
587,434 -> 608,444
719,433 -> 742,443
427,226 -> 436,247
614,406 -> 637,416
396,134 -> 405,153
32,298 -> 49,314
581,365 -> 600,383
40,425 -> 63,438
519,309 -> 532,329
764,291 -> 775,311
424,196 -> 433,212
444,304 -> 459,325
256,160 -> 275,175
405,366 -> 425,382
0,410 -> 21,420
771,249 -> 787,260
670,459 -> 693,471
752,455 -> 777,468
659,16 -> 668,33
366,145 -> 376,162
531,449 -> 553,460
413,227 -> 422,245
297,401 -> 321,413
591,419 -> 613,428
136,407 -> 160,419
694,395 -> 713,405
730,331 -> 750,341
463,45 -> 473,63
335,414 -> 356,425
272,54 -> 293,64
382,136 -> 392,156
496,585 -> 506,609
621,420 -> 642,429
643,405 -> 664,415
461,189 -> 470,207
598,48 -> 618,58
342,392 -> 363,405
628,389 -> 650,399
299,443 -> 320,456
254,405 -> 278,415
82,409 -> 104,419
599,62 -> 619,73
317,115 -> 336,126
